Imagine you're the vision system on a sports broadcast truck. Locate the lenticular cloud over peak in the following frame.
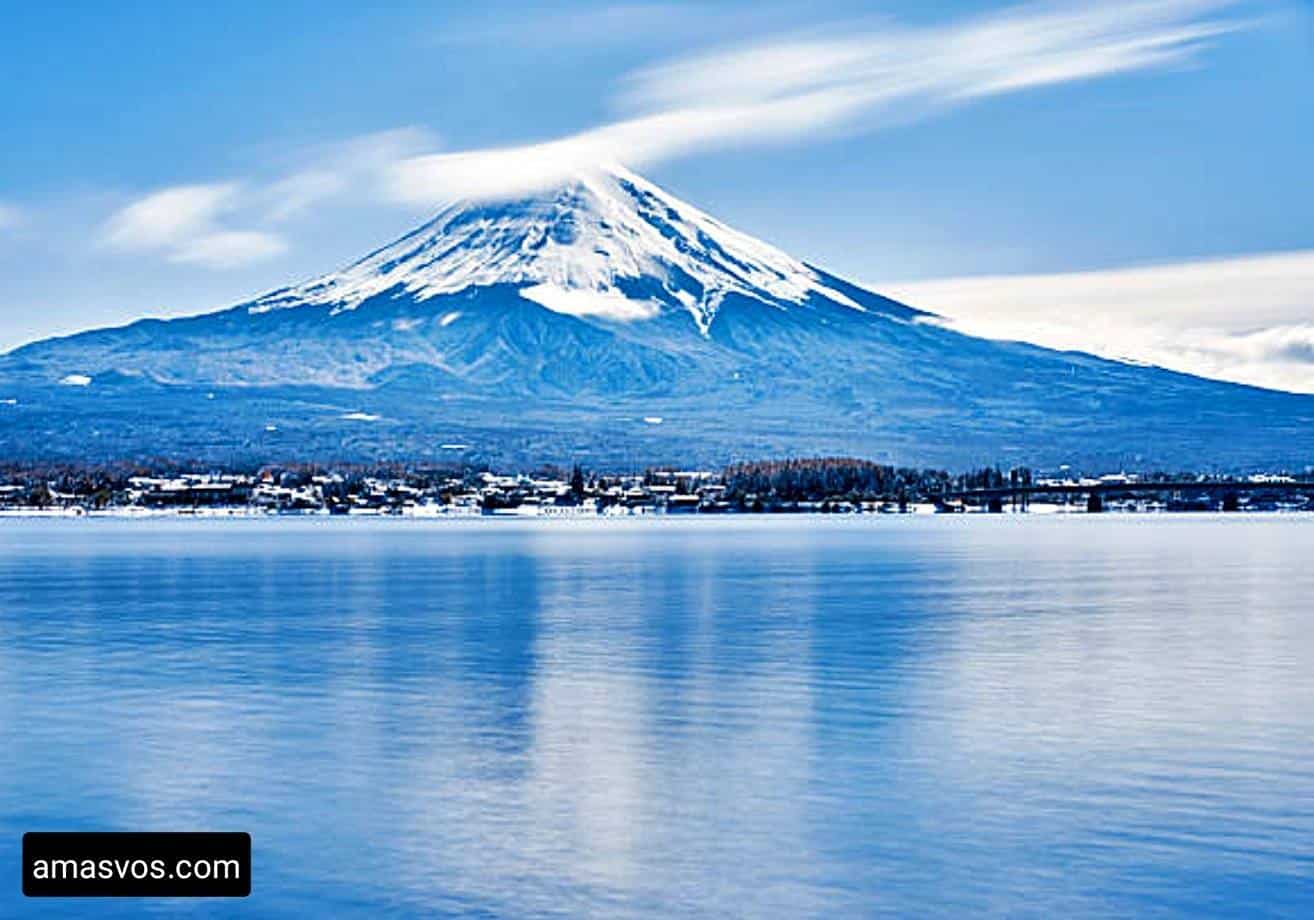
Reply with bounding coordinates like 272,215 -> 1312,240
385,0 -> 1246,207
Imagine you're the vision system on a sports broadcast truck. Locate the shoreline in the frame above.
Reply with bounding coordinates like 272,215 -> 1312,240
2,506 -> 1312,521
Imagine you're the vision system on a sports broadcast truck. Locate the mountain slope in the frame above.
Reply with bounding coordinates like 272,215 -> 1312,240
2,166 -> 1312,470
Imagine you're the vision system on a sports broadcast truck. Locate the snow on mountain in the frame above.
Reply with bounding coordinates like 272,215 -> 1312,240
247,164 -> 863,333
4,165 -> 1314,470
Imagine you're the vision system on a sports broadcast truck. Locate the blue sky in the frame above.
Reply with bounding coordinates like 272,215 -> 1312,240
1,1 -> 1312,388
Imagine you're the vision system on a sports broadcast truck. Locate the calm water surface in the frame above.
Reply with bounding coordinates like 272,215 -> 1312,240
1,516 -> 1312,917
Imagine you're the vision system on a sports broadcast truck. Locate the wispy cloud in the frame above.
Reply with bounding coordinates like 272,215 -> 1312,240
884,249 -> 1314,393
103,183 -> 240,250
169,230 -> 288,269
98,127 -> 437,270
388,0 -> 1246,203
101,182 -> 286,269
90,3 -> 1249,261
258,126 -> 438,221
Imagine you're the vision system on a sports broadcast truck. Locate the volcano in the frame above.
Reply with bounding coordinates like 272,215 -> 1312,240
3,166 -> 1313,470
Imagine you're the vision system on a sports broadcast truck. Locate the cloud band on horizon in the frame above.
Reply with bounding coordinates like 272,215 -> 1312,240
886,249 -> 1314,394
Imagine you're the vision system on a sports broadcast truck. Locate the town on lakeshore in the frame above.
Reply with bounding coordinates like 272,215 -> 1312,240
2,458 -> 1314,517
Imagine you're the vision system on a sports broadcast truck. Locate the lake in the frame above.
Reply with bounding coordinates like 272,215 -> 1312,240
1,516 -> 1312,917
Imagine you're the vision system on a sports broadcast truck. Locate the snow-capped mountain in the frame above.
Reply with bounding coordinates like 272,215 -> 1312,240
249,166 -> 870,334
2,166 -> 1313,469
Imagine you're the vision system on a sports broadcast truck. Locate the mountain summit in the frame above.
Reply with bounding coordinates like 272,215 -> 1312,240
2,167 -> 1313,469
249,165 -> 886,335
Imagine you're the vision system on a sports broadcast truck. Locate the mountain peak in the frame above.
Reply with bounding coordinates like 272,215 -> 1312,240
249,165 -> 866,333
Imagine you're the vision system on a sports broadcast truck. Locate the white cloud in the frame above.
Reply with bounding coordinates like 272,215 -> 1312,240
101,182 -> 289,270
620,1 -> 1240,110
882,249 -> 1314,394
103,183 -> 240,250
387,0 -> 1245,204
96,128 -> 436,269
263,170 -> 346,222
261,126 -> 438,220
169,230 -> 288,269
